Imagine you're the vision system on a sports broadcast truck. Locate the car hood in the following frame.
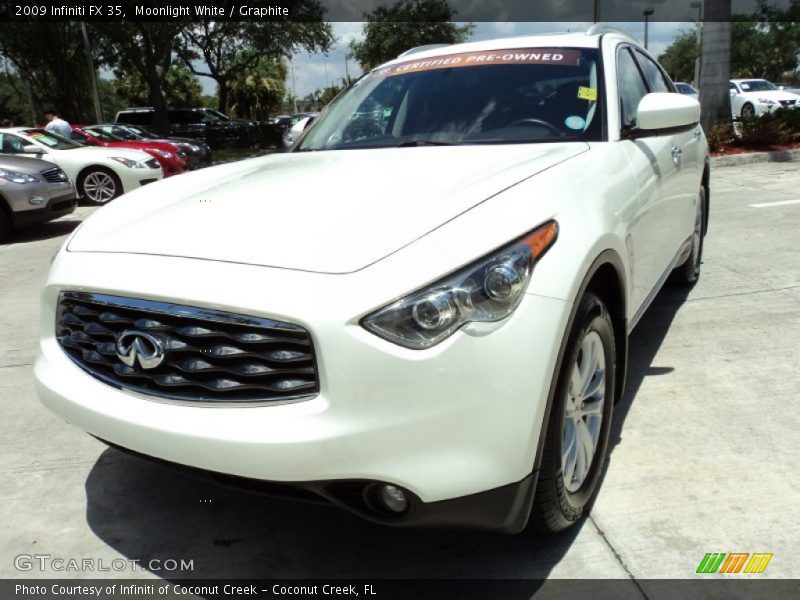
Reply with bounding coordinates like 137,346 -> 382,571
0,154 -> 51,174
56,145 -> 152,161
741,89 -> 800,101
68,143 -> 588,273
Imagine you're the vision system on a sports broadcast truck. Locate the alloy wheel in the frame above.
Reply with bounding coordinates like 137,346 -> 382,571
82,171 -> 117,204
561,330 -> 606,493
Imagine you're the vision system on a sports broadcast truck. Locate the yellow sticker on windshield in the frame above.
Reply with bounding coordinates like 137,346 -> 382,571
578,86 -> 598,101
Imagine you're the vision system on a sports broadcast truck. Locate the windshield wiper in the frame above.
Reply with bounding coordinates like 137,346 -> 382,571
396,140 -> 457,147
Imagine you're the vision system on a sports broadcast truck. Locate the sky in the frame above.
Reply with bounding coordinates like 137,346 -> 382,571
197,21 -> 694,101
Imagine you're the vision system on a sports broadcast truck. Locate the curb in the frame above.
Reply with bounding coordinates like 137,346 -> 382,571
711,148 -> 800,167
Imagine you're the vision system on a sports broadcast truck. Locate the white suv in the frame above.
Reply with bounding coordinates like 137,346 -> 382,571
35,27 -> 708,533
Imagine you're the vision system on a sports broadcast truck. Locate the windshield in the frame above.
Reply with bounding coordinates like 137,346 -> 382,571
297,47 -> 602,151
740,80 -> 777,92
22,129 -> 81,150
84,127 -> 124,142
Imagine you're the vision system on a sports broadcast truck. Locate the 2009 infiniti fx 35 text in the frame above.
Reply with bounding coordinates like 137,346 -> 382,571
35,26 -> 709,533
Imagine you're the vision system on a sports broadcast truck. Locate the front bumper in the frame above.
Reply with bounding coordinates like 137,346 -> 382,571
35,251 -> 570,528
10,193 -> 76,227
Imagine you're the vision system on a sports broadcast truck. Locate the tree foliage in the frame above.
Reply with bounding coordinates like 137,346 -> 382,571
350,0 -> 474,71
178,2 -> 333,113
659,1 -> 800,84
113,65 -> 204,108
657,29 -> 699,82
91,22 -> 191,133
226,54 -> 288,120
0,22 -> 97,123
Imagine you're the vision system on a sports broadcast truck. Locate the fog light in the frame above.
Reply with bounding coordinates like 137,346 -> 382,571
379,484 -> 409,513
28,196 -> 45,206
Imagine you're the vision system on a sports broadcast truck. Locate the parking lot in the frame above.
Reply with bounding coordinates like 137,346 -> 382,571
1,161 -> 798,584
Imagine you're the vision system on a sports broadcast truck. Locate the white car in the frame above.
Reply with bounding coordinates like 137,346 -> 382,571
729,79 -> 800,118
35,27 -> 708,533
0,128 -> 162,203
674,82 -> 699,100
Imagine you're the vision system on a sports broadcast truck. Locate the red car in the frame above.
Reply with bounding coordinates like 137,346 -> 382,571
69,125 -> 188,176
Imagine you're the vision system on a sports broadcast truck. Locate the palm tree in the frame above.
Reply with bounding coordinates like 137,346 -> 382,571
698,0 -> 733,132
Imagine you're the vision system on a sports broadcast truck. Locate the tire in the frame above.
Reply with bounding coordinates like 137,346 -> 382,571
529,292 -> 615,533
78,167 -> 122,205
671,187 -> 705,285
741,103 -> 755,118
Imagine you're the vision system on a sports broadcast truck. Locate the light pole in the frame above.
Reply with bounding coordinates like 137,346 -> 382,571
690,1 -> 703,87
643,8 -> 655,49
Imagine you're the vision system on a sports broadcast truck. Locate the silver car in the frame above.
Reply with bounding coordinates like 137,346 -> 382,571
0,154 -> 76,241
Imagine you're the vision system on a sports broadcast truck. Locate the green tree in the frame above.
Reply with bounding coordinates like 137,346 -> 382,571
92,22 -> 190,133
226,54 -> 287,120
0,22 -> 97,123
113,65 -> 203,108
0,69 -> 28,125
350,0 -> 474,71
178,3 -> 333,114
299,84 -> 344,112
657,29 -> 699,83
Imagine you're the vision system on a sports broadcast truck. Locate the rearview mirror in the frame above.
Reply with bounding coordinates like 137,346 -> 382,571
637,92 -> 701,131
22,144 -> 42,154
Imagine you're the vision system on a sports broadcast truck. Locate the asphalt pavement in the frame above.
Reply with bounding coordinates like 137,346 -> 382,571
1,162 -> 798,587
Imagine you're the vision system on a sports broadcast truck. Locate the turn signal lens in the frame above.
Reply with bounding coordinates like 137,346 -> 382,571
362,221 -> 558,349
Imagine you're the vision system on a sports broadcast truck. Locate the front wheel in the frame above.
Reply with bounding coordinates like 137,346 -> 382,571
529,293 -> 615,533
741,103 -> 755,118
79,168 -> 122,205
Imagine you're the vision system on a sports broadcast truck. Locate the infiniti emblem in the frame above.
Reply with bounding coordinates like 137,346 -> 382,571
115,331 -> 166,370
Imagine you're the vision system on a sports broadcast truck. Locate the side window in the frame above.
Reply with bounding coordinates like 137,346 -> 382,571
0,133 -> 26,153
634,51 -> 671,93
617,48 -> 649,128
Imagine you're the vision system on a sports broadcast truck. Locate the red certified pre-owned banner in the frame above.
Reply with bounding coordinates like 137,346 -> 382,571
373,49 -> 583,77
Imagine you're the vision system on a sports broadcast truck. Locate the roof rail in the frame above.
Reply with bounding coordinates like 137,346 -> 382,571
585,24 -> 638,42
397,43 -> 451,58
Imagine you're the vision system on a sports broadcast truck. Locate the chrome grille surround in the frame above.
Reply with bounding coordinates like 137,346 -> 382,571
40,166 -> 68,183
56,292 -> 319,405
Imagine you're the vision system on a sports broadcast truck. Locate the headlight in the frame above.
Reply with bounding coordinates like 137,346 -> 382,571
110,157 -> 147,169
152,149 -> 174,159
758,97 -> 777,105
361,221 -> 558,349
0,168 -> 39,184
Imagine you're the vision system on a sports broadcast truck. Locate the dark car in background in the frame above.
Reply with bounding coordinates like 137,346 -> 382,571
115,108 -> 240,149
0,154 -> 75,241
91,123 -> 212,169
198,107 -> 259,128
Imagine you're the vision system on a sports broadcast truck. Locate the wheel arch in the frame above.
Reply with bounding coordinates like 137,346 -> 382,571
533,249 -> 629,467
519,248 -> 629,532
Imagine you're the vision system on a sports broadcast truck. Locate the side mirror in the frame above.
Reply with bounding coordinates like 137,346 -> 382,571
22,144 -> 42,154
637,92 -> 700,131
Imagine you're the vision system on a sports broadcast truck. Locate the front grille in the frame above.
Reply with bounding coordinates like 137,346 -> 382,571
40,166 -> 67,183
144,158 -> 160,169
56,292 -> 319,404
779,99 -> 796,106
